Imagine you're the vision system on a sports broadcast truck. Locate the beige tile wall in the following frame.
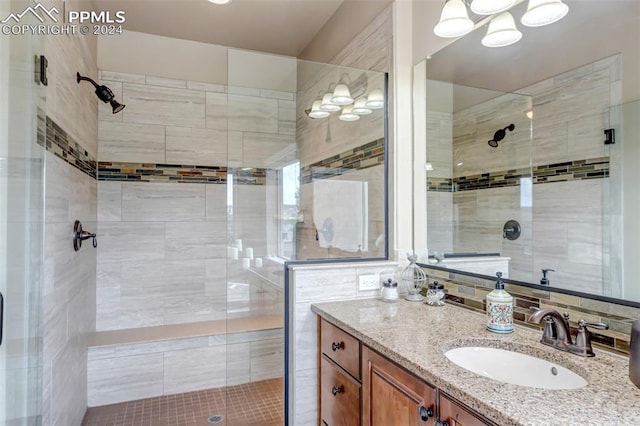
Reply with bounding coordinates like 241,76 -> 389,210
432,56 -> 620,290
41,1 -> 98,424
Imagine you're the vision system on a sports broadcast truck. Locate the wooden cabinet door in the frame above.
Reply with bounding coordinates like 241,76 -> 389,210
320,356 -> 361,426
438,395 -> 493,426
362,346 -> 437,426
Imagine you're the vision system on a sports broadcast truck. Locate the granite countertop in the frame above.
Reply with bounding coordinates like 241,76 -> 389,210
311,298 -> 640,426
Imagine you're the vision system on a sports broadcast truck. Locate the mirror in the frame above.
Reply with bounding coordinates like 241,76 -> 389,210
420,1 -> 640,302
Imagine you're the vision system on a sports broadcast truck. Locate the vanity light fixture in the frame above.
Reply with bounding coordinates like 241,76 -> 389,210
434,0 -> 569,48
434,0 -> 474,38
470,0 -> 517,15
339,105 -> 360,122
521,0 -> 569,27
307,100 -> 330,119
482,12 -> 522,47
352,97 -> 373,115
331,83 -> 354,106
364,89 -> 384,109
319,92 -> 341,112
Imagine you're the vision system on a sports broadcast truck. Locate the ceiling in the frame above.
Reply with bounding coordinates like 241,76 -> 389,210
426,0 -> 640,104
90,0 -> 347,57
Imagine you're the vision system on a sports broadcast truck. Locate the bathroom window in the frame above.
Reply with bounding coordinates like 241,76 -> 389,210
278,161 -> 300,259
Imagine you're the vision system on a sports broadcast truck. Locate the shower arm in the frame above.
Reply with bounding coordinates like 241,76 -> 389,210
76,72 -> 99,89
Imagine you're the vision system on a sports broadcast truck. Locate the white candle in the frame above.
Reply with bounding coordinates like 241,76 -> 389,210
246,247 -> 254,260
228,247 -> 239,260
235,239 -> 243,251
255,258 -> 263,268
242,258 -> 250,270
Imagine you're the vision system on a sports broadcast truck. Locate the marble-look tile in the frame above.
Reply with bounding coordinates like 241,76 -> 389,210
45,152 -> 70,223
96,262 -> 121,288
226,342 -> 252,386
146,75 -> 186,88
87,353 -> 164,406
97,222 -> 165,263
97,181 -> 122,222
293,368 -> 318,426
278,99 -> 296,135
205,185 -> 228,221
250,337 -> 284,382
165,221 -> 226,260
293,302 -> 318,372
113,336 -> 210,358
100,70 -> 146,84
227,131 -> 244,166
242,132 -> 295,168
121,182 -> 206,222
187,81 -> 226,93
165,126 -> 227,166
163,345 -> 229,394
234,185 -> 267,220
227,95 -> 278,133
533,180 -> 602,223
260,89 -> 294,100
228,86 -> 260,97
294,268 -> 357,303
123,83 -> 206,128
98,121 -> 165,163
95,286 -> 121,331
206,92 -> 228,130
567,222 -> 603,266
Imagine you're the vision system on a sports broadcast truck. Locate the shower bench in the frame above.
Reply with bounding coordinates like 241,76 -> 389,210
87,315 -> 284,407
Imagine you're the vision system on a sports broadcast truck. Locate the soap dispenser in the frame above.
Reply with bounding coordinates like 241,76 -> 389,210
540,268 -> 554,286
486,272 -> 513,334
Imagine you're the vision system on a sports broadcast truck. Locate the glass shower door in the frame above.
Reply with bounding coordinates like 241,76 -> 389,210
0,1 -> 46,424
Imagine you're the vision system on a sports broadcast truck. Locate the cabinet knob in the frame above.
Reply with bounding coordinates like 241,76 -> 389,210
331,385 -> 343,396
419,406 -> 434,421
331,341 -> 344,351
434,421 -> 449,426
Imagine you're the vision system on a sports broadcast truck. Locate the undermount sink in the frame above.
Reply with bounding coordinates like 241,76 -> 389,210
445,346 -> 588,390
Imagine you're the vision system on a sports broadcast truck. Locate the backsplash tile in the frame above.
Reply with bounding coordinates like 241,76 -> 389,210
300,138 -> 384,185
422,265 -> 638,355
427,156 -> 610,193
40,116 -> 97,179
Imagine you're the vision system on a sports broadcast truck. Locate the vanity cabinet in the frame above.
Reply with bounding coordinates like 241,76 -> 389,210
318,318 -> 494,426
362,346 -> 437,425
319,319 -> 362,426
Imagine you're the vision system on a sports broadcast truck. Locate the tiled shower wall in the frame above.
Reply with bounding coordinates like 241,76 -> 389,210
427,56 -> 619,294
41,0 -> 98,423
96,69 -> 295,330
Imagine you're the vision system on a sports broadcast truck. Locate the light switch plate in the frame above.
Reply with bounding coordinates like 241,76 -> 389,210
358,274 -> 380,291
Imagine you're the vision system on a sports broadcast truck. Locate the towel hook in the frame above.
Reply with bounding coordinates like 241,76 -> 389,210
73,220 -> 97,251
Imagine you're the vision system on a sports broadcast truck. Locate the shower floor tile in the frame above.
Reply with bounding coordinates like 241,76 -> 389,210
82,377 -> 284,426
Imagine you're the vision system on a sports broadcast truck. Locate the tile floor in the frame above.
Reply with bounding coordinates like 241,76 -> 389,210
82,378 -> 284,426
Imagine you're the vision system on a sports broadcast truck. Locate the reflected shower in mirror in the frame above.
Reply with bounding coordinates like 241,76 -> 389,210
418,0 -> 640,303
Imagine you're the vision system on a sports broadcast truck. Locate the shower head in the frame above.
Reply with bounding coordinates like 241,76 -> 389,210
76,72 -> 125,114
488,123 -> 515,147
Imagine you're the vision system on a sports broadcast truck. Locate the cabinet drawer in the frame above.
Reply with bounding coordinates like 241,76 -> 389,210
320,356 -> 361,426
439,394 -> 493,426
320,319 -> 361,379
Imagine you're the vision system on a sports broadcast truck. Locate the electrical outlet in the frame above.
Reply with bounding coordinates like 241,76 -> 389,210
358,274 -> 380,291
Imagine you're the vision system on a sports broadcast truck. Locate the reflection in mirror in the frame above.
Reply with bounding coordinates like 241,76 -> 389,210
421,0 -> 640,303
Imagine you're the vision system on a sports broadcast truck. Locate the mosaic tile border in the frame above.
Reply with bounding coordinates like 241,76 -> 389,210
300,138 -> 384,185
97,162 -> 268,185
427,157 -> 610,193
420,265 -> 639,355
38,114 -> 97,179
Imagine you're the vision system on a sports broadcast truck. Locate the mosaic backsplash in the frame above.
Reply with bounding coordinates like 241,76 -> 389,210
300,138 -> 384,185
97,162 -> 270,185
422,265 -> 638,355
427,156 -> 609,193
39,114 -> 97,179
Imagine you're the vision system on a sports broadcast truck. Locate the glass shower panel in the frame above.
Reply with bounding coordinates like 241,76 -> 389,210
425,79 -> 533,281
0,0 -> 46,423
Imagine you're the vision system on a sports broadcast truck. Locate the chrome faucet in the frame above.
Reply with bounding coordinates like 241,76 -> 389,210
528,308 -> 609,357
